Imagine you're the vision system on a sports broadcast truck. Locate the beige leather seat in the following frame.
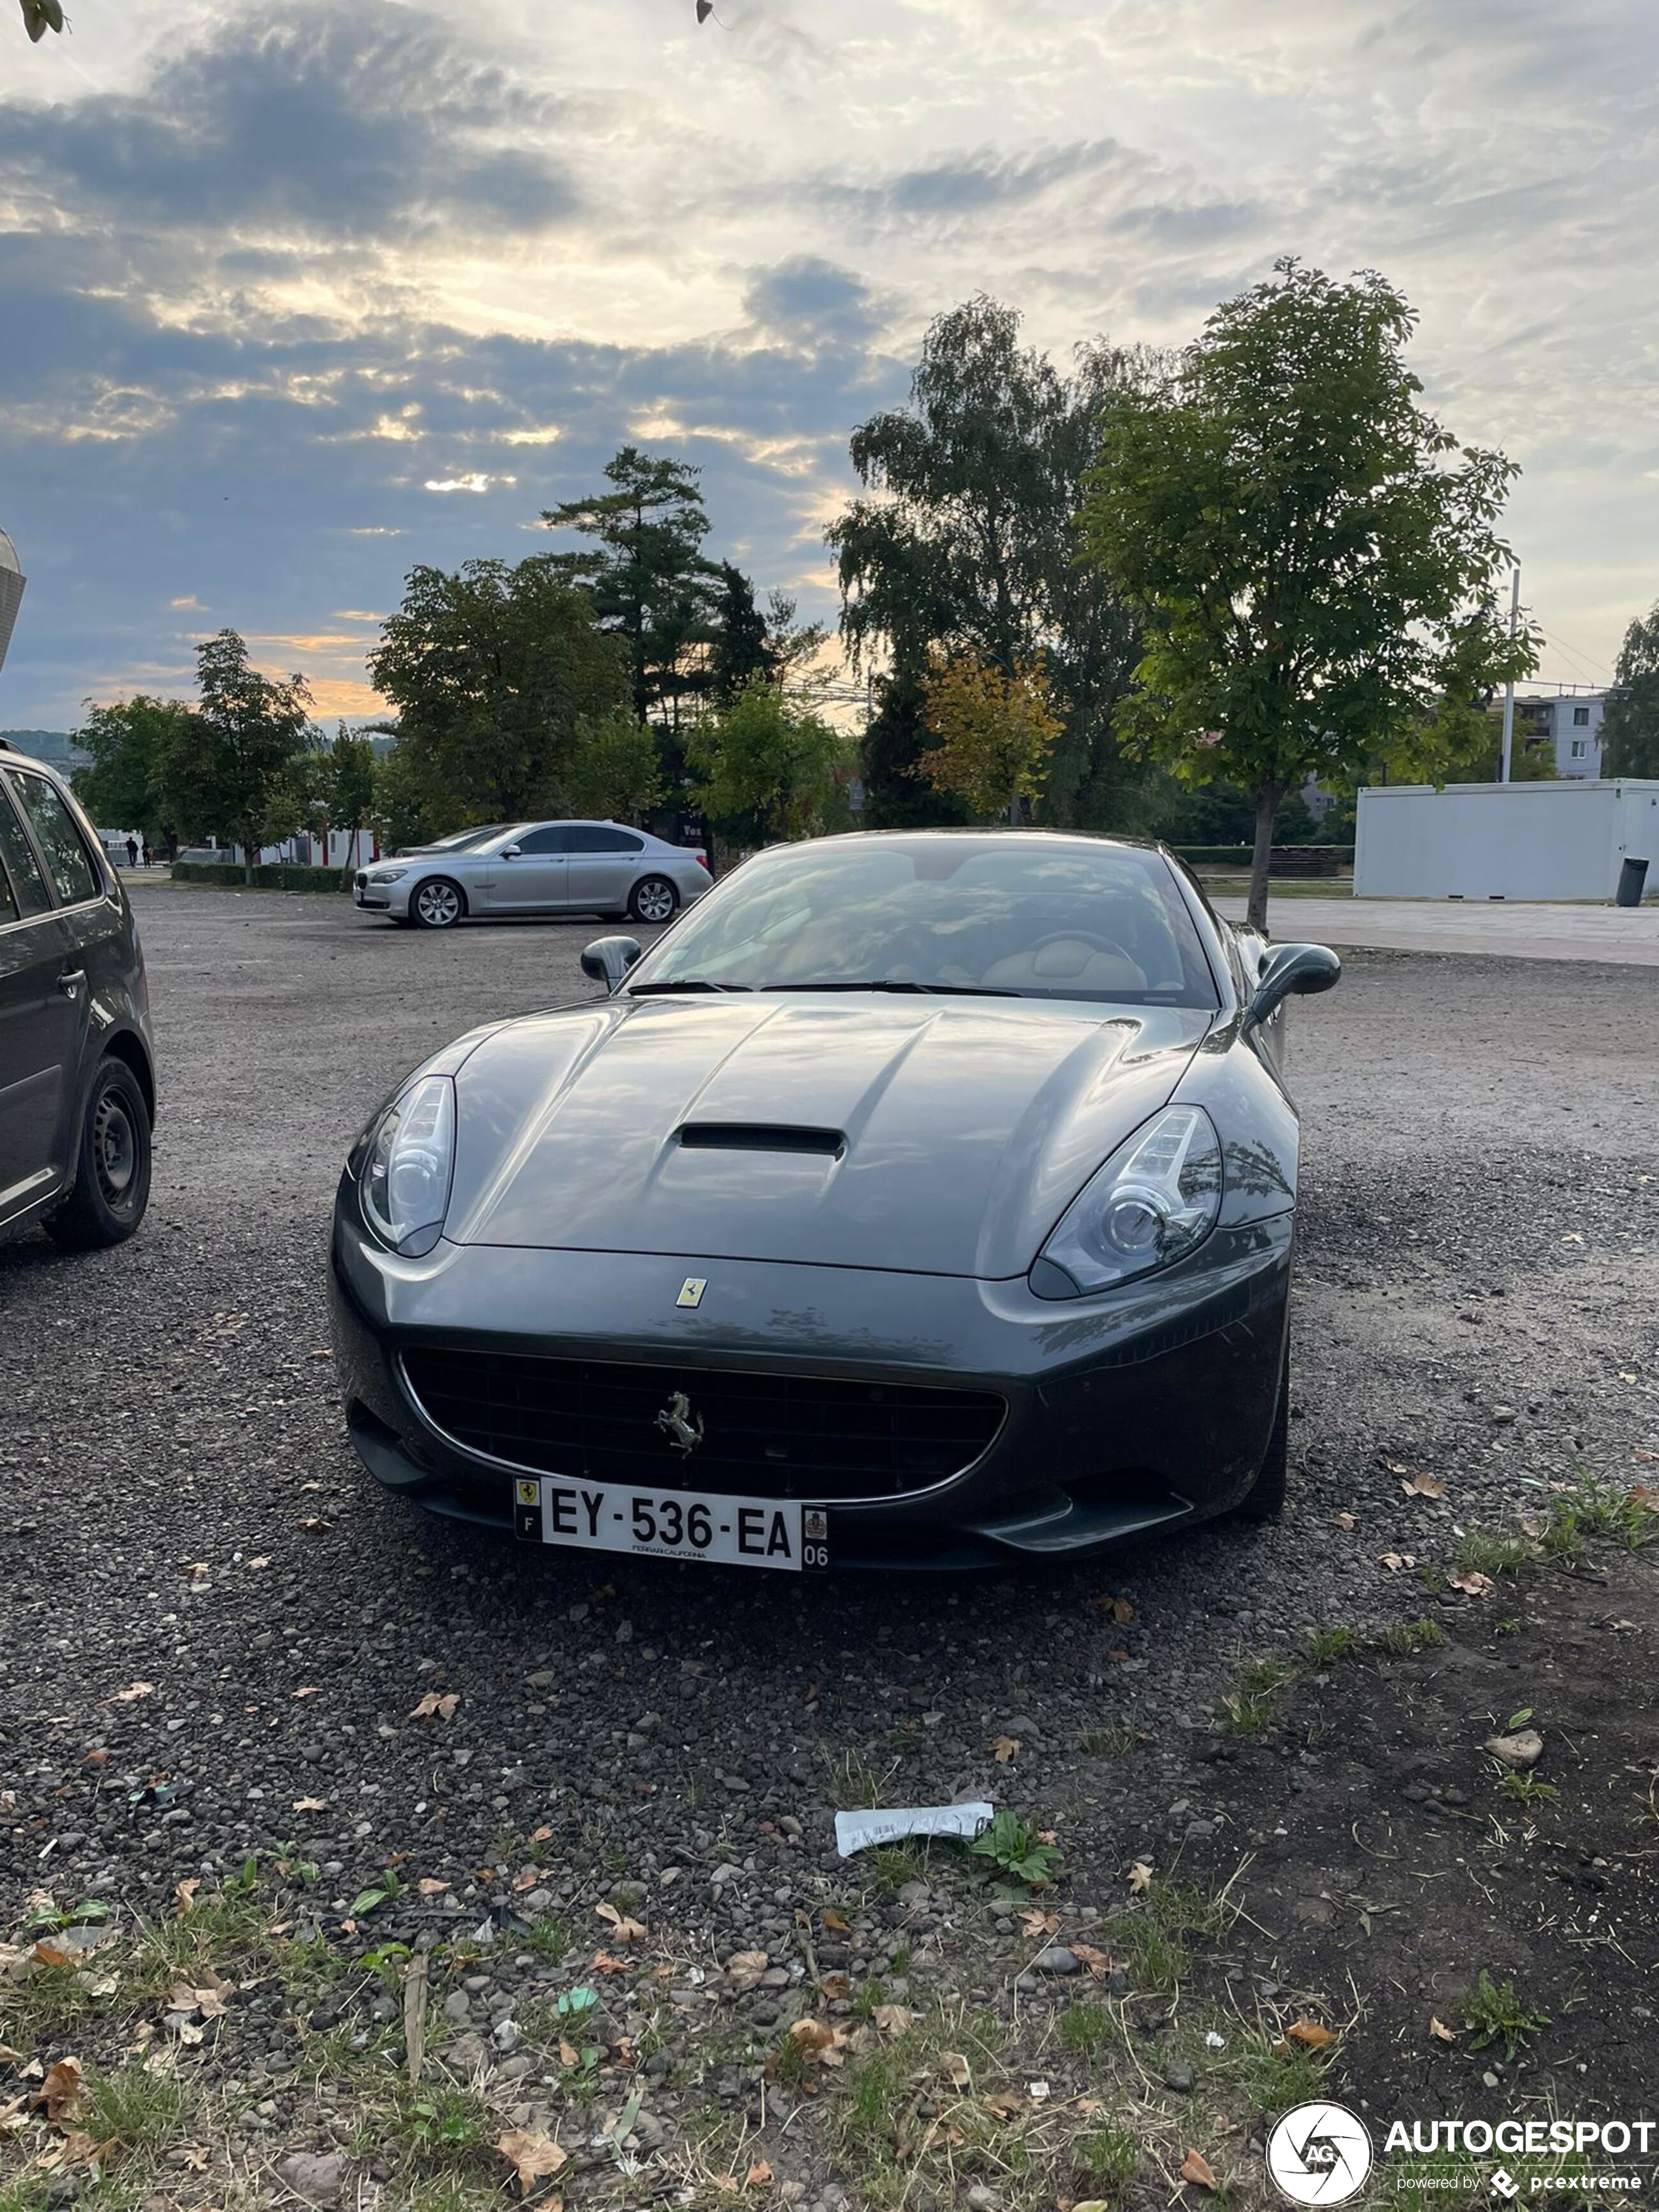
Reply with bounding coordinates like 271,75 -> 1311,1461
981,936 -> 1147,993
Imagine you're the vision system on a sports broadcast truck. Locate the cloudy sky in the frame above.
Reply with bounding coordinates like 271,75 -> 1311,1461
0,0 -> 1653,726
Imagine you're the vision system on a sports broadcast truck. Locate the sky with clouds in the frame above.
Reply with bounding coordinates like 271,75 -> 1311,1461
0,0 -> 1654,726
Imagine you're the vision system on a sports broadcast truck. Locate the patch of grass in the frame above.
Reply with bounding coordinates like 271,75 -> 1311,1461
86,2065 -> 185,2153
1140,1880 -> 1231,1942
1079,1722 -> 1147,1759
385,2083 -> 494,2176
0,1959 -> 96,2054
1059,2001 -> 1114,2054
1219,1656 -> 1294,1735
1496,1770 -> 1559,1806
1494,1616 -> 1522,1637
1110,1914 -> 1186,1992
1378,1616 -> 1448,1656
1462,1970 -> 1549,2060
132,1885 -> 278,1995
824,1744 -> 901,1809
864,1842 -> 931,1897
1457,1526 -> 1533,1579
1237,2032 -> 1331,2115
1302,1626 -> 1358,1667
1564,1472 -> 1659,1549
1076,2123 -> 1139,2192
521,1913 -> 570,1965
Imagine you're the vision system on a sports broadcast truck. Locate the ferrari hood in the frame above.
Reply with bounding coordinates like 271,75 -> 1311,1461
444,995 -> 1213,1279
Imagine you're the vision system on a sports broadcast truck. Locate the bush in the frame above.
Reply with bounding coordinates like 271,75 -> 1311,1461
1172,844 -> 1353,874
169,861 -> 353,894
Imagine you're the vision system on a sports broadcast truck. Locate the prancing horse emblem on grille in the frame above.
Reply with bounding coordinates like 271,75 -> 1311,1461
656,1391 -> 705,1456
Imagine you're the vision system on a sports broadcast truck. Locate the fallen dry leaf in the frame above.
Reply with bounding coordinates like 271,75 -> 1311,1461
416,1877 -> 451,1897
1332,1511 -> 1357,1530
944,2052 -> 973,2089
246,1557 -> 270,1570
1379,1552 -> 1406,1572
725,1950 -> 771,1991
410,1691 -> 460,1722
788,2018 -> 837,2057
1450,1571 -> 1496,1598
984,2089 -> 1025,2122
1021,1908 -> 1061,1938
1180,2149 -> 1219,2192
1127,1861 -> 1154,1895
820,1908 -> 850,1934
1284,2018 -> 1337,2050
291,1686 -> 322,1701
590,1950 -> 633,1976
819,1972 -> 851,2000
991,1735 -> 1020,1763
292,1797 -> 328,1814
1071,1942 -> 1114,1978
108,1682 -> 155,1705
745,2162 -> 773,2188
174,1879 -> 200,1915
595,1902 -> 647,1943
33,2058 -> 87,2123
872,2004 -> 913,2037
558,2038 -> 579,2068
31,1942 -> 73,1968
1402,1473 -> 1448,1499
1429,2015 -> 1458,2044
497,2126 -> 568,2192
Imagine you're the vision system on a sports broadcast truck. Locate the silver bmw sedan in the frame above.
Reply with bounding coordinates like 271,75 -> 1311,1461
352,820 -> 711,930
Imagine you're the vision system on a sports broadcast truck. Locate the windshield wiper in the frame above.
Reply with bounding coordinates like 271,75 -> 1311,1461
756,980 -> 1023,997
626,980 -> 755,995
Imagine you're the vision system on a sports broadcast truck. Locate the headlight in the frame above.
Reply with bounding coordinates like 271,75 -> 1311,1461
370,867 -> 409,884
1033,1104 -> 1223,1300
360,1075 -> 456,1257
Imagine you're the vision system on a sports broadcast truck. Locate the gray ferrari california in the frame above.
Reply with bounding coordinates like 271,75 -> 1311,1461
329,831 -> 1339,1571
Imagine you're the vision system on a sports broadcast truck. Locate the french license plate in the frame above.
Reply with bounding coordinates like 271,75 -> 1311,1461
513,1477 -> 828,1572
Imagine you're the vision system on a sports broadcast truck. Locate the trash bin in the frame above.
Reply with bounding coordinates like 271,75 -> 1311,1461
1616,856 -> 1649,907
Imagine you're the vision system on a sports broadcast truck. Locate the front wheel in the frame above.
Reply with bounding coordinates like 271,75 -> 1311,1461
411,878 -> 466,930
1234,1348 -> 1289,1522
45,1057 -> 152,1251
628,875 -> 679,925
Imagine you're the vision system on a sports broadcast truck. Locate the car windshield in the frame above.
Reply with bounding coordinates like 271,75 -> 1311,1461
626,836 -> 1219,1007
408,824 -> 513,854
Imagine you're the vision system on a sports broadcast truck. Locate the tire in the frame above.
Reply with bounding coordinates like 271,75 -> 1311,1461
628,875 -> 679,925
1235,1346 -> 1289,1522
410,877 -> 466,930
44,1057 -> 152,1251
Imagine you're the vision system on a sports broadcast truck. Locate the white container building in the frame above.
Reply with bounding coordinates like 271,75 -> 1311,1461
1353,780 -> 1659,902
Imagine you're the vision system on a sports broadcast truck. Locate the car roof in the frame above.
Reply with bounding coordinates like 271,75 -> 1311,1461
762,827 -> 1170,858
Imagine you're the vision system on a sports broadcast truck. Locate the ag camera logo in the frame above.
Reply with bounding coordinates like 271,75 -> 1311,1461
1267,2102 -> 1376,2205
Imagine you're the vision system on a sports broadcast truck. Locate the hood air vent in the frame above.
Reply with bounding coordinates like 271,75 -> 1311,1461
676,1123 -> 845,1158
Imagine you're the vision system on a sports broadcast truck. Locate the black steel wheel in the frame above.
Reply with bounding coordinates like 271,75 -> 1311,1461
44,1057 -> 153,1251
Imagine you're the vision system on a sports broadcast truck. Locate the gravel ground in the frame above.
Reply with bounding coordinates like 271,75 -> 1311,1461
1,892 -> 1655,2206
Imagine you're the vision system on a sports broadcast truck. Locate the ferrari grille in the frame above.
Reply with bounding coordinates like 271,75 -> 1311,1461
399,1347 -> 1005,1501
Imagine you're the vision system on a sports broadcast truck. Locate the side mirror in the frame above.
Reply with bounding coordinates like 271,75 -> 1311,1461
581,935 -> 643,992
1246,942 -> 1342,1030
500,844 -> 523,860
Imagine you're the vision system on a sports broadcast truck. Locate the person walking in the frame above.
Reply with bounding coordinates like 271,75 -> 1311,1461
124,835 -> 137,867
140,840 -> 153,869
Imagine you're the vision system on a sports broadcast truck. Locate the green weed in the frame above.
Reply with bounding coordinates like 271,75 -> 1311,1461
1463,1970 -> 1549,2060
1378,1617 -> 1448,1656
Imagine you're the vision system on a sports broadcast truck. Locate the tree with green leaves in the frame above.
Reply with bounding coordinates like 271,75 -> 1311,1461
155,632 -> 316,884
301,723 -> 380,873
71,696 -> 195,849
685,679 -> 843,848
565,714 -> 663,824
1601,605 -> 1659,777
368,558 -> 630,826
709,564 -> 773,707
826,295 -> 1136,827
917,654 -> 1062,822
1082,259 -> 1537,928
544,449 -> 720,733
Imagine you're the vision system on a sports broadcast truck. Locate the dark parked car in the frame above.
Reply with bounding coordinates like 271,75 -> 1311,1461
330,831 -> 1338,1572
0,739 -> 155,1248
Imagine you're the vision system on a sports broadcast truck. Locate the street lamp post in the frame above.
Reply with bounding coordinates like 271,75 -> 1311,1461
1498,566 -> 1520,782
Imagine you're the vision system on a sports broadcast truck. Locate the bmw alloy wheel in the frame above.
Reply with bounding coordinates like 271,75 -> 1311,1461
630,876 -> 678,924
413,879 -> 464,929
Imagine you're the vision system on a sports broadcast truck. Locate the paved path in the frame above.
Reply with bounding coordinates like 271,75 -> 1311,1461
1216,894 -> 1659,965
